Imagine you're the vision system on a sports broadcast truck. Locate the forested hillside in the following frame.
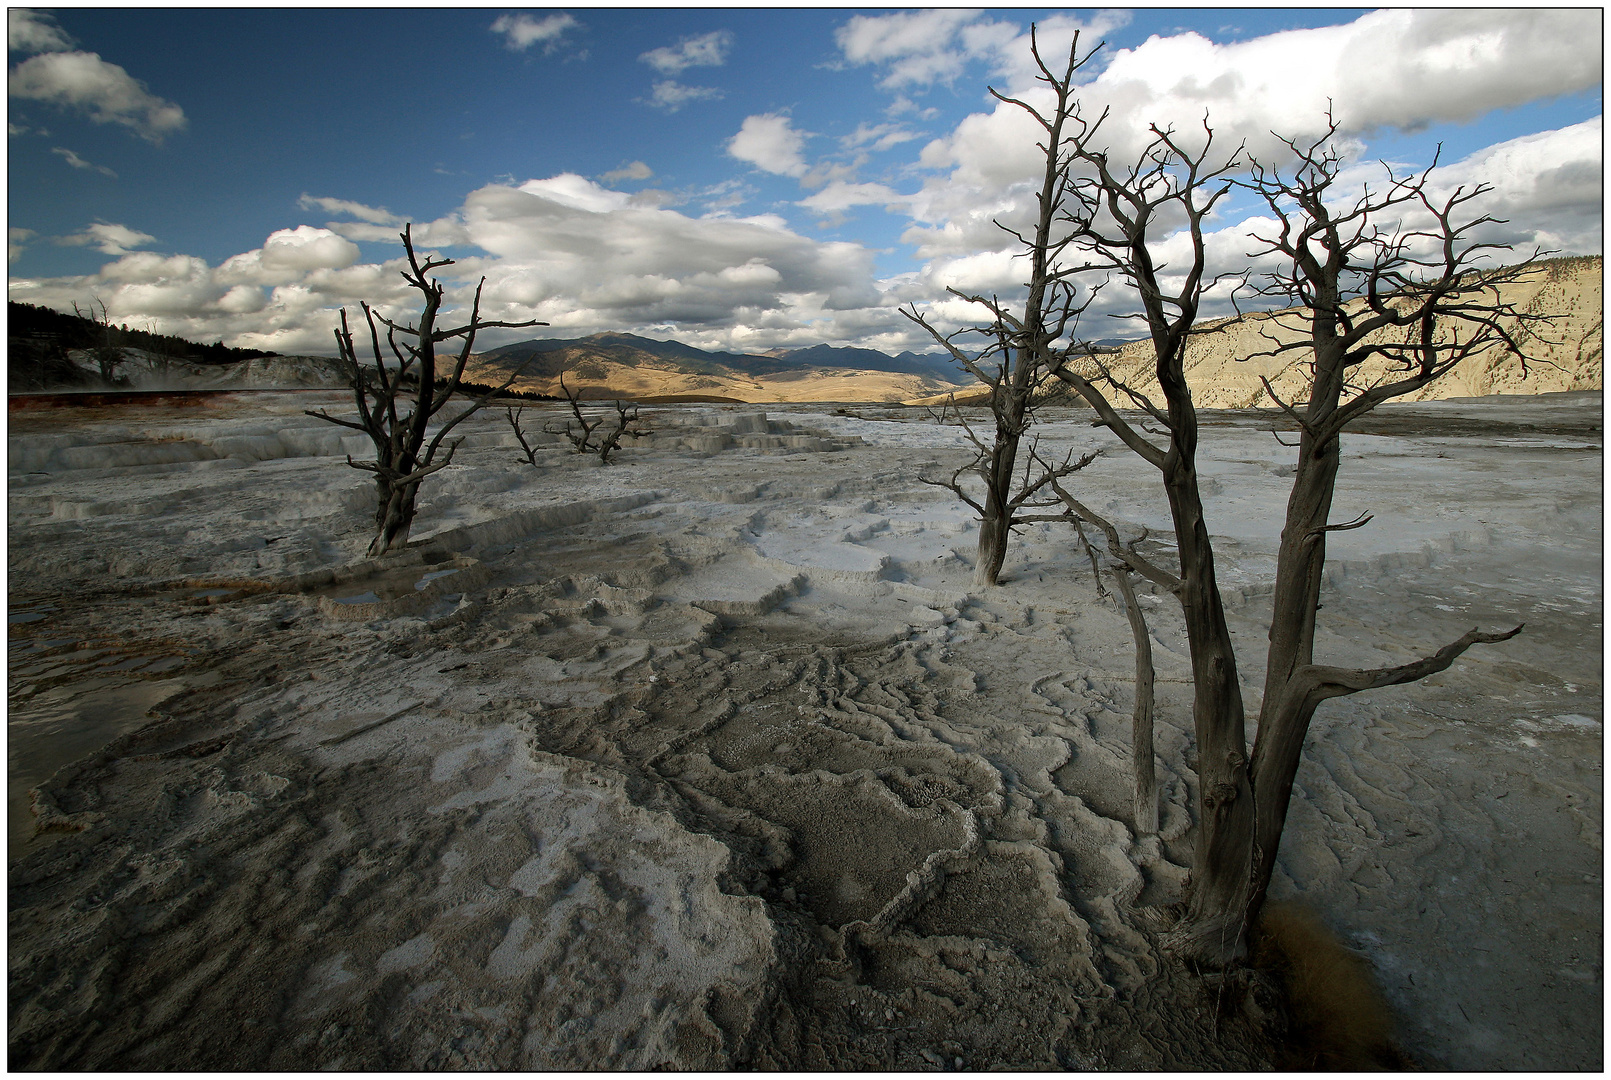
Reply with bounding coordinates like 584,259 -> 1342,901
8,301 -> 281,390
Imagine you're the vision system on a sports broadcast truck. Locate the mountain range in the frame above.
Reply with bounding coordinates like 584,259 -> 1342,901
465,333 -> 969,402
17,255 -> 1594,406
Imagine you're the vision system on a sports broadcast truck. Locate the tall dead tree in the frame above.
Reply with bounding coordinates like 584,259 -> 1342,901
901,28 -> 1104,587
1235,123 -> 1542,940
1037,80 -> 1256,963
308,225 -> 543,557
1043,87 -> 1542,963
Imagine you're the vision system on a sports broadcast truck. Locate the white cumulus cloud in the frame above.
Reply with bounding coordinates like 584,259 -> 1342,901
898,8 -> 1605,271
9,4 -> 1600,365
798,181 -> 906,215
1424,118 -> 1603,256
216,226 -> 362,287
10,227 -> 38,263
57,221 -> 155,255
9,50 -> 186,141
489,13 -> 578,53
836,10 -> 1128,92
640,30 -> 732,75
217,283 -> 266,314
1062,8 -> 1602,161
645,80 -> 723,113
444,176 -> 889,339
601,160 -> 653,183
9,9 -> 73,53
259,226 -> 362,272
99,251 -> 209,285
6,175 -> 903,354
836,9 -> 995,89
840,122 -> 921,153
728,113 -> 809,178
297,194 -> 401,225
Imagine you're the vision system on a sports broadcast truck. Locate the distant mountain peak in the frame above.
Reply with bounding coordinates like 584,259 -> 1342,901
478,333 -> 965,384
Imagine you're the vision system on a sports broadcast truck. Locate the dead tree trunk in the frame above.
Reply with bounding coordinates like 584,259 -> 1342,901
901,28 -> 1103,587
1234,124 -> 1543,932
1034,93 -> 1256,960
73,298 -> 125,386
308,225 -> 543,557
506,405 -> 546,468
1046,474 -> 1178,837
1042,103 -> 1541,964
1112,561 -> 1158,835
975,478 -> 1014,587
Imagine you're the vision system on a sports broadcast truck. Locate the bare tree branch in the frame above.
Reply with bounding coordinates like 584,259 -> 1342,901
1302,511 -> 1373,543
1044,472 -> 1182,593
1295,624 -> 1524,702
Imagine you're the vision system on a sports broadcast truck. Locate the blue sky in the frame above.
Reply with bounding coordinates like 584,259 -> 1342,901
8,8 -> 1602,355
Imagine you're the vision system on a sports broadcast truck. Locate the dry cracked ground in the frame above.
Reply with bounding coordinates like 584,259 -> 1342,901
7,389 -> 1602,1070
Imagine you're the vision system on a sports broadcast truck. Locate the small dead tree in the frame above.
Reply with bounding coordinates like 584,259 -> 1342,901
1044,471 -> 1184,836
517,372 -> 648,464
308,225 -> 543,557
1042,88 -> 1544,963
73,298 -> 126,385
505,405 -> 547,468
901,28 -> 1105,587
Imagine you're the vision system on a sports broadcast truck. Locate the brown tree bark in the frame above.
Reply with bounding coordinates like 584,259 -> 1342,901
1110,562 -> 1158,835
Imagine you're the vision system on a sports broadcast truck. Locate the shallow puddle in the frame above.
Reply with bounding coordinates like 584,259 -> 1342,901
7,603 -> 216,848
9,599 -> 60,625
320,565 -> 465,605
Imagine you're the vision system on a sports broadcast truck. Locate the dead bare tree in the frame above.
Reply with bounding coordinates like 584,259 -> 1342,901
521,372 -> 648,464
1042,91 -> 1543,963
505,405 -> 547,468
901,28 -> 1105,587
1110,557 -> 1158,835
1232,122 -> 1545,944
1026,79 -> 1256,964
308,225 -> 543,557
1043,471 -> 1183,836
73,298 -> 126,385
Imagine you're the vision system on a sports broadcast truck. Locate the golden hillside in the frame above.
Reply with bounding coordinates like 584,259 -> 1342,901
463,339 -> 966,402
910,255 -> 1602,408
464,354 -> 961,403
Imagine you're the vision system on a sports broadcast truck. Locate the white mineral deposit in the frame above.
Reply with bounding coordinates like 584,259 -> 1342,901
7,384 -> 1599,1070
